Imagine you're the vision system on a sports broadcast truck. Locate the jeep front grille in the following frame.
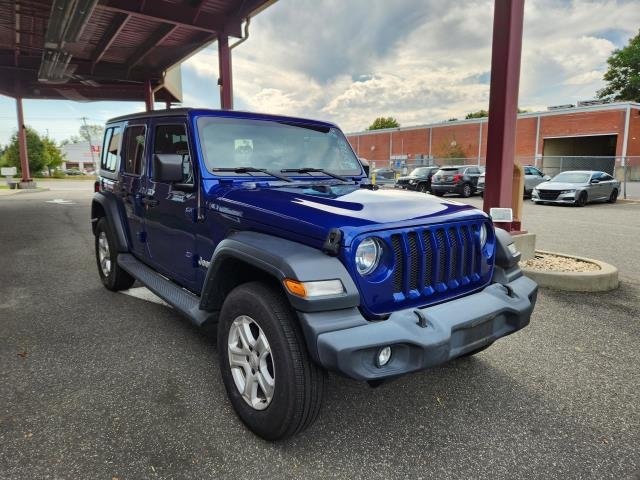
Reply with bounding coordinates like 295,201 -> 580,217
353,219 -> 494,316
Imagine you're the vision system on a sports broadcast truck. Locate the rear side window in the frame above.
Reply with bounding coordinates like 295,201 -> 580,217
122,125 -> 146,175
101,126 -> 121,172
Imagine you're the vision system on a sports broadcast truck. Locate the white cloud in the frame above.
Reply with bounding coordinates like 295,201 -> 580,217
180,0 -> 640,132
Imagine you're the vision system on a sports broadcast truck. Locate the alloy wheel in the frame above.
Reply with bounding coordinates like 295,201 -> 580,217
228,315 -> 275,410
97,231 -> 111,277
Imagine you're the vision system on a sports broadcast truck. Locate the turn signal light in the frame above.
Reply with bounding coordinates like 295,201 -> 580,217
283,279 -> 345,298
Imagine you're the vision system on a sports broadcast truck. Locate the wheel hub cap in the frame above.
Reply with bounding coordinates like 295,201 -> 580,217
98,231 -> 111,277
228,315 -> 275,410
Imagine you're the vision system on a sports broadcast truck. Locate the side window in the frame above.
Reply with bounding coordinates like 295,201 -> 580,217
600,173 -> 613,181
100,126 -> 121,172
524,167 -> 533,175
122,125 -> 146,175
154,124 -> 193,184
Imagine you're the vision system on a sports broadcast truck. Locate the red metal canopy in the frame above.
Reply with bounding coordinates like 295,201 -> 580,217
0,0 -> 274,102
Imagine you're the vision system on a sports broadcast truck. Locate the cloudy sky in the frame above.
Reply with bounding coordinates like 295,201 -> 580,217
0,0 -> 639,145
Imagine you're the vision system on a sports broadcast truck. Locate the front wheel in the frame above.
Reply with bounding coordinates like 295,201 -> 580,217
461,183 -> 472,198
418,183 -> 429,193
608,189 -> 618,203
94,218 -> 135,291
218,282 -> 325,440
575,191 -> 588,207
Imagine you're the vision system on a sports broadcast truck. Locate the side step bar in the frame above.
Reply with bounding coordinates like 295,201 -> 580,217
117,253 -> 216,326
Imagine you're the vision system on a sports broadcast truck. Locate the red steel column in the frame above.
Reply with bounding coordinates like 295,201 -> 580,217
144,79 -> 154,111
482,0 -> 525,231
218,34 -> 233,110
16,97 -> 31,182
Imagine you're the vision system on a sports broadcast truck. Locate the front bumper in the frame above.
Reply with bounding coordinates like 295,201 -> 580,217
531,191 -> 577,204
297,274 -> 537,381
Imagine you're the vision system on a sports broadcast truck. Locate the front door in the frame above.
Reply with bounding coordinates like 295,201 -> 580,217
119,123 -> 148,258
143,121 -> 199,290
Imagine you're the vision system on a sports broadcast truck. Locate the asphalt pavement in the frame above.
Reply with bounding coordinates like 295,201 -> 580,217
1,183 -> 639,479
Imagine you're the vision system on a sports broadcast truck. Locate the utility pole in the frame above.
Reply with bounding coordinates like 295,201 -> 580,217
81,116 -> 97,170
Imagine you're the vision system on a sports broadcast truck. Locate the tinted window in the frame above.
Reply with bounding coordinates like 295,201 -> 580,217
466,167 -> 480,175
154,124 -> 193,184
101,126 -> 121,172
122,125 -> 146,175
599,173 -> 614,181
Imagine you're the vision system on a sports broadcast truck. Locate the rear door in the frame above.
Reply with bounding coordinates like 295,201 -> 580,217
119,123 -> 148,258
464,167 -> 482,187
143,120 -> 199,290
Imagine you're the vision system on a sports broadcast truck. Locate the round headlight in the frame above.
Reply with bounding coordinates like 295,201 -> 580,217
479,224 -> 488,248
355,237 -> 381,275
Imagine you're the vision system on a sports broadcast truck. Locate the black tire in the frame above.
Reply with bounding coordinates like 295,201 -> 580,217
608,189 -> 618,203
458,342 -> 494,358
575,191 -> 588,207
434,191 -> 445,197
217,281 -> 325,441
461,183 -> 472,198
418,182 -> 429,193
94,218 -> 135,291
479,191 -> 484,198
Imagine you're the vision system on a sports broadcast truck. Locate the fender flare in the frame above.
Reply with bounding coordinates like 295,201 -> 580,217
91,191 -> 130,252
199,231 -> 360,313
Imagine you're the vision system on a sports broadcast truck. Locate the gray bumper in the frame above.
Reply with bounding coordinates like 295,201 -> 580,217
297,275 -> 537,381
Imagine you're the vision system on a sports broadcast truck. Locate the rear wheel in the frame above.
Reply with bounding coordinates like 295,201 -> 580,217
575,191 -> 588,207
608,189 -> 618,203
461,183 -> 472,198
218,282 -> 325,440
94,218 -> 135,291
418,182 -> 429,193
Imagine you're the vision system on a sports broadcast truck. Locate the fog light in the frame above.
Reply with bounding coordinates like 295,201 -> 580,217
376,346 -> 392,367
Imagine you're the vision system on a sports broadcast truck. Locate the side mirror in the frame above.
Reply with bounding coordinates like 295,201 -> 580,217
543,175 -> 551,181
153,154 -> 183,183
590,179 -> 600,184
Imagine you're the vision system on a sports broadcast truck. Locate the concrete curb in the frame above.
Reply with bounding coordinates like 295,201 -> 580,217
522,250 -> 619,292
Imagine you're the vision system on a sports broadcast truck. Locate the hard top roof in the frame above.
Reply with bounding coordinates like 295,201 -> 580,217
106,108 -> 339,129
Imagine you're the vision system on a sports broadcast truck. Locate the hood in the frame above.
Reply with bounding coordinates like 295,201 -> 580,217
537,181 -> 586,190
211,182 -> 485,246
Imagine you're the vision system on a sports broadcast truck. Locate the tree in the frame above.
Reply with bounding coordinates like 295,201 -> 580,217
60,135 -> 82,146
367,117 -> 400,130
465,108 -> 527,119
79,123 -> 104,144
465,109 -> 488,119
597,29 -> 640,102
42,138 -> 65,175
1,127 -> 65,176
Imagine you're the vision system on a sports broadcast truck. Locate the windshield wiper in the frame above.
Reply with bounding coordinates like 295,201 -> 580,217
280,168 -> 348,182
212,167 -> 292,182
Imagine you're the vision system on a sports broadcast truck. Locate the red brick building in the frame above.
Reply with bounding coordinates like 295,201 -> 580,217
347,102 -> 640,178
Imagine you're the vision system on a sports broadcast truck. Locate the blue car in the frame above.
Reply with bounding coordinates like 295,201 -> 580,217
92,108 -> 537,440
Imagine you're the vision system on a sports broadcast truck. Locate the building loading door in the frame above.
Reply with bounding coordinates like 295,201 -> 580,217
542,135 -> 617,175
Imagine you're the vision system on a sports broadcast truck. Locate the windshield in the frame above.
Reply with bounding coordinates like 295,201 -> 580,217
197,117 -> 363,176
550,172 -> 591,183
409,167 -> 430,176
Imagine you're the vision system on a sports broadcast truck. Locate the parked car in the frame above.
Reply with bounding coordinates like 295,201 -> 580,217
430,165 -> 484,197
395,166 -> 440,193
372,167 -> 397,185
477,165 -> 550,197
65,168 -> 83,175
531,170 -> 620,206
92,108 -> 537,440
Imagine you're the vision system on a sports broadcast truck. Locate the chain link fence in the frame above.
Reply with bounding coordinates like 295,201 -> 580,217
369,155 -> 639,199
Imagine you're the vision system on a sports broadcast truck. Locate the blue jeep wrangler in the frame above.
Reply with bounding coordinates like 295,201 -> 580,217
92,108 -> 537,440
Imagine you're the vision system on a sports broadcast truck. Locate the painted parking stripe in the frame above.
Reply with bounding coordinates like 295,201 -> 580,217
120,287 -> 170,307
